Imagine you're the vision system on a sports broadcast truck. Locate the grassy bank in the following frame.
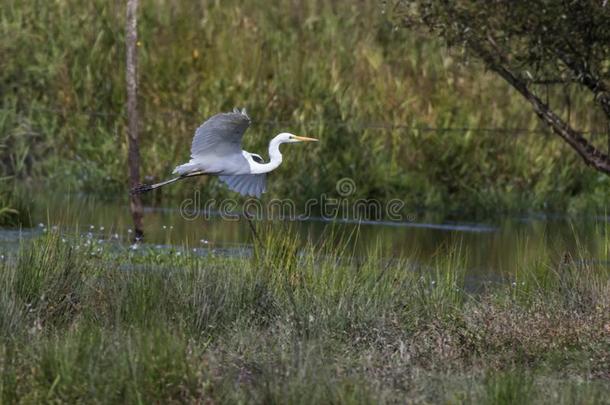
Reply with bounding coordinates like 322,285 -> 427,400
0,226 -> 608,403
1,0 -> 610,217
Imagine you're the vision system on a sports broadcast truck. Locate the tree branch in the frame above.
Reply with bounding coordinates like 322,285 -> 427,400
553,47 -> 610,120
470,40 -> 610,174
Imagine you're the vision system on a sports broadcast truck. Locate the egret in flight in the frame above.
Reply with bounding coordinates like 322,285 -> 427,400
132,109 -> 317,197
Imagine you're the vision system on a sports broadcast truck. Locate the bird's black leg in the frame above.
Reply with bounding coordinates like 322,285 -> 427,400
130,171 -> 207,195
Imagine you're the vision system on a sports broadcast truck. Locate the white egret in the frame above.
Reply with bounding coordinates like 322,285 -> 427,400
132,108 -> 317,197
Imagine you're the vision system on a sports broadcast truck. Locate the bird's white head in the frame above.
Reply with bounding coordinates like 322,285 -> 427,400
246,132 -> 319,175
275,132 -> 319,144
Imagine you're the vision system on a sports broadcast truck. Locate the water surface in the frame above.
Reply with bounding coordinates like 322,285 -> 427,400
2,193 -> 608,281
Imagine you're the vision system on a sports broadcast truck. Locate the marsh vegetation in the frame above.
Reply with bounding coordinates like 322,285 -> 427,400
2,0 -> 610,403
2,0 -> 610,217
0,224 -> 609,403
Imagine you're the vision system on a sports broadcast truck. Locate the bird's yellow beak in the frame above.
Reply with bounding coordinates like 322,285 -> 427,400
292,135 -> 318,142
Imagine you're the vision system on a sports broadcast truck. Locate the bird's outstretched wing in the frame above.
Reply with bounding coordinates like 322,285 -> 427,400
218,174 -> 266,198
191,108 -> 251,158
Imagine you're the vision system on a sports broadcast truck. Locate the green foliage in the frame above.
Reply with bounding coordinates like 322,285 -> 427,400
0,179 -> 30,227
390,0 -> 610,175
483,370 -> 534,405
391,0 -> 610,85
1,0 -> 609,216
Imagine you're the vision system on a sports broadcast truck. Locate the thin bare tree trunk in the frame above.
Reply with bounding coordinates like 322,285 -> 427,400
438,4 -> 610,176
126,0 -> 144,240
467,38 -> 610,174
491,62 -> 610,174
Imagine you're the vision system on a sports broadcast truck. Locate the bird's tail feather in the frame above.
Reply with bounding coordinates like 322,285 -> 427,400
173,162 -> 200,175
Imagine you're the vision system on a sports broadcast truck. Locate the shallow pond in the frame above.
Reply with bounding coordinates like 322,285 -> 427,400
1,192 -> 608,282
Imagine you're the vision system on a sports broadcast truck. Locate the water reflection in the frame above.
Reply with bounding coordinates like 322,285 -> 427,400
1,192 -> 608,279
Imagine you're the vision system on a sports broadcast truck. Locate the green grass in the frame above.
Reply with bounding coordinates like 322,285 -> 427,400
0,180 -> 30,227
0,226 -> 608,403
1,0 -> 610,217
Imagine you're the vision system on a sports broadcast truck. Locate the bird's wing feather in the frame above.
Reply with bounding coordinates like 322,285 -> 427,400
219,174 -> 266,198
191,109 -> 251,158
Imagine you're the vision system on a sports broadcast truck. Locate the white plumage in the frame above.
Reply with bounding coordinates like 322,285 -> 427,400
132,108 -> 318,197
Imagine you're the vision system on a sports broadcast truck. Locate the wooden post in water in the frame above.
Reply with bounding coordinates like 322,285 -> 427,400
126,0 -> 144,240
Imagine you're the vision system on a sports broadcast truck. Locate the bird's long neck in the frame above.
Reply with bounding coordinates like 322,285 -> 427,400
250,135 -> 284,174
267,135 -> 283,167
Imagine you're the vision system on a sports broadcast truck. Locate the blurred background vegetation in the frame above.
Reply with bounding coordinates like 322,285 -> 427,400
1,0 -> 609,220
